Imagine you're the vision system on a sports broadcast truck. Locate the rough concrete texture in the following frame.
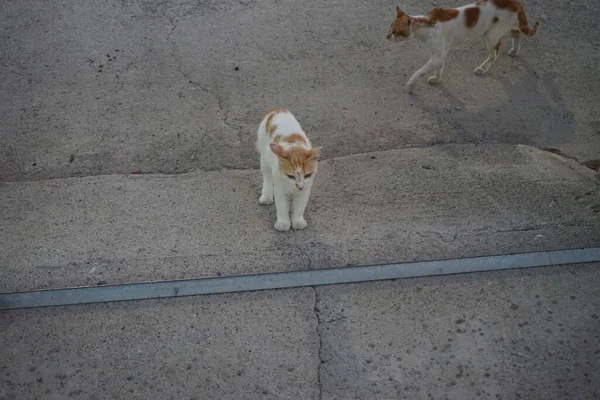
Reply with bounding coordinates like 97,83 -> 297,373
316,264 -> 600,400
2,0 -> 600,398
1,265 -> 598,400
1,0 -> 599,182
0,288 -> 319,400
2,144 -> 599,291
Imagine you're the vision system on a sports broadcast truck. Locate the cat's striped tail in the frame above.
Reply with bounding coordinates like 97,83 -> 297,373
516,6 -> 540,36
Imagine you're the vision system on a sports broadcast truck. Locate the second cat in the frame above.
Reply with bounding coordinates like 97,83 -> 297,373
387,0 -> 540,92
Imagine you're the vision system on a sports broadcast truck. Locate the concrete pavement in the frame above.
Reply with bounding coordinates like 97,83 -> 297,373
1,0 -> 600,182
2,0 -> 600,398
2,264 -> 598,399
2,144 -> 599,292
1,288 -> 320,400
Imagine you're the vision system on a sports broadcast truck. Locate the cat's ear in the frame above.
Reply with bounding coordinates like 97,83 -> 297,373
269,143 -> 288,159
309,147 -> 321,161
396,6 -> 405,18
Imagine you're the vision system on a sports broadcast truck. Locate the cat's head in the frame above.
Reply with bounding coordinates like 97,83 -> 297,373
387,7 -> 413,41
269,143 -> 321,191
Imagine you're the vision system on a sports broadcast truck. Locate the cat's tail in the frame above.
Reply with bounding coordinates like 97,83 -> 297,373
516,5 -> 540,37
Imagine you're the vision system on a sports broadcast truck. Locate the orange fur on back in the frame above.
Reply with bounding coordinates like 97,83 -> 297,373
464,7 -> 480,29
425,8 -> 459,23
265,107 -> 288,136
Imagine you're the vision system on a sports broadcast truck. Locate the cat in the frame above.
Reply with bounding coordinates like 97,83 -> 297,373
387,0 -> 540,92
256,108 -> 321,232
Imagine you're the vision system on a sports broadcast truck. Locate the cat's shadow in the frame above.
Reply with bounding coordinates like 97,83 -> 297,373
409,57 -> 574,149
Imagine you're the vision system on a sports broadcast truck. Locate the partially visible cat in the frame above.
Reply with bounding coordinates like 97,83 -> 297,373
387,0 -> 540,92
256,108 -> 321,232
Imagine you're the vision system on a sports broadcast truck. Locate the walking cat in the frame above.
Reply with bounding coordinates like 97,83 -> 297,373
256,108 -> 321,232
387,0 -> 540,92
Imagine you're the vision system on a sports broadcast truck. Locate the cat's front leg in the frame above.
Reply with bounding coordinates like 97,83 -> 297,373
258,155 -> 274,205
407,57 -> 442,92
273,185 -> 291,231
291,188 -> 311,230
427,60 -> 445,85
428,45 -> 446,84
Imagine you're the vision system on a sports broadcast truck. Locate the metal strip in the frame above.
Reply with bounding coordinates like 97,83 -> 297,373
1,247 -> 599,310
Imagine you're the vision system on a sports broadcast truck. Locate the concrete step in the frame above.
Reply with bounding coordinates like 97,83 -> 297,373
2,144 -> 599,292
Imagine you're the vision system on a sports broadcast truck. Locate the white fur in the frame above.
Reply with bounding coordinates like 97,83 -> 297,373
257,110 -> 318,232
393,3 -> 522,92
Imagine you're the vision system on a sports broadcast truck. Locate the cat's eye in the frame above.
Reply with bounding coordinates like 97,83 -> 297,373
304,173 -> 312,178
287,175 -> 295,179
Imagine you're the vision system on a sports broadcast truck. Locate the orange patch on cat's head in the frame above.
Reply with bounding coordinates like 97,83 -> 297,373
387,7 -> 413,40
270,143 -> 321,179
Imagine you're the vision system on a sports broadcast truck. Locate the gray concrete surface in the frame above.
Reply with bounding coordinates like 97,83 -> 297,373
316,263 -> 600,400
2,144 -> 599,292
1,0 -> 599,182
2,0 -> 600,398
1,288 -> 320,400
1,264 -> 598,400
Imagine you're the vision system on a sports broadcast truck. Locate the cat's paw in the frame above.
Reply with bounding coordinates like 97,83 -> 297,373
427,76 -> 441,85
508,48 -> 519,57
274,220 -> 291,232
291,218 -> 308,230
474,66 -> 486,75
258,195 -> 273,205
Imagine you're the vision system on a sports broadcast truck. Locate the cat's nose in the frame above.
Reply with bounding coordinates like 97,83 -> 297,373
386,33 -> 391,39
296,184 -> 304,191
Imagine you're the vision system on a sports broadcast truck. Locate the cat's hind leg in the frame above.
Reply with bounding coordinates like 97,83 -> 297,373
474,36 -> 501,75
258,155 -> 274,205
508,28 -> 521,56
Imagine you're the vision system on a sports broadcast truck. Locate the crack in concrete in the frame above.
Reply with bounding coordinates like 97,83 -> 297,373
6,145 -> 599,183
493,222 -> 598,234
312,286 -> 324,400
165,17 -> 235,133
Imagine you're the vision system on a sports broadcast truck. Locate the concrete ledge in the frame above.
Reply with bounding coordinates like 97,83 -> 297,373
2,144 -> 599,291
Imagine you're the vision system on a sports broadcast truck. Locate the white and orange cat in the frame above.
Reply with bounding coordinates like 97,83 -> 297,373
257,108 -> 321,232
387,0 -> 540,92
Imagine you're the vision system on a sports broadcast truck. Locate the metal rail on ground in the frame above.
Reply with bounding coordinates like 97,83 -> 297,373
1,247 -> 599,310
